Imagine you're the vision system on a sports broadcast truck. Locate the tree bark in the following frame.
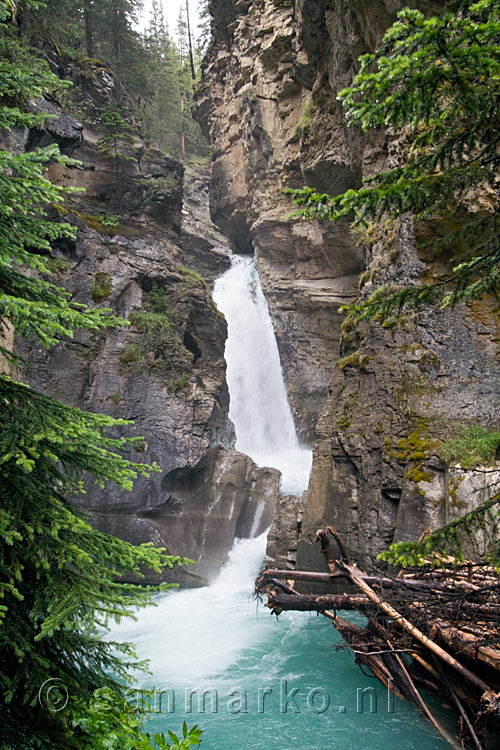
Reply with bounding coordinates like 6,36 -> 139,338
84,0 -> 93,57
185,0 -> 196,81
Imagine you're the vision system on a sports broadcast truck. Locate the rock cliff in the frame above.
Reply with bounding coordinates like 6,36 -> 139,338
197,0 -> 500,570
15,63 -> 279,586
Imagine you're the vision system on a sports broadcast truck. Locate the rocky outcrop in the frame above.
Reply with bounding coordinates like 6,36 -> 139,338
198,0 -> 499,570
181,164 -> 232,281
159,448 -> 280,581
93,448 -> 280,584
299,215 -> 500,570
16,67 -> 280,586
265,492 -> 305,570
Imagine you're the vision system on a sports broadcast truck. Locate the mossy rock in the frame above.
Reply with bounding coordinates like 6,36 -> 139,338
121,284 -> 193,376
176,264 -> 206,288
338,350 -> 372,370
91,271 -> 112,303
337,415 -> 351,430
44,258 -> 71,276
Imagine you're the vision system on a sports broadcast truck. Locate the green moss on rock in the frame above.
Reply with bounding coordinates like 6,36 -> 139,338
91,271 -> 112,302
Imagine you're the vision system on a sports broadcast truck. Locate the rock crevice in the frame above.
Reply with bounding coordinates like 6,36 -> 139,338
198,0 -> 500,569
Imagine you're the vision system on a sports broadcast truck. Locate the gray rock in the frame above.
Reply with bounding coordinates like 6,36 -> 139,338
198,0 -> 500,571
15,93 -> 278,585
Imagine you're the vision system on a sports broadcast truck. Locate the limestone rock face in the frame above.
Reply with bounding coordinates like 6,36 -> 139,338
15,75 -> 276,584
158,448 -> 280,582
91,448 -> 280,586
198,0 -> 443,438
198,0 -> 499,569
181,164 -> 232,281
266,493 -> 306,571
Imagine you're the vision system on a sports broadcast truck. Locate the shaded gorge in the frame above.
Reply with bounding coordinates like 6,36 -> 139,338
107,257 -> 452,749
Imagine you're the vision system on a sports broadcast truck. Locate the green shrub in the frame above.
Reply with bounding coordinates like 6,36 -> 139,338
441,425 -> 500,469
167,372 -> 190,393
43,258 -> 70,276
101,213 -> 120,228
177,264 -> 206,287
119,342 -> 143,365
123,284 -> 193,375
91,271 -> 112,303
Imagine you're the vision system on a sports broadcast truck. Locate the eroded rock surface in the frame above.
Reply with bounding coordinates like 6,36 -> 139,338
198,0 -> 500,570
16,67 -> 279,585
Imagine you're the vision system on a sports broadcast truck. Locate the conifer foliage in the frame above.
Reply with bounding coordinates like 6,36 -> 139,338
20,0 -> 209,161
288,0 -> 500,569
0,2 -> 200,747
288,0 -> 500,322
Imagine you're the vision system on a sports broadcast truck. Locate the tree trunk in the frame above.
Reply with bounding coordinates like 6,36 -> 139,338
185,0 -> 196,81
84,0 -> 93,57
112,0 -> 122,67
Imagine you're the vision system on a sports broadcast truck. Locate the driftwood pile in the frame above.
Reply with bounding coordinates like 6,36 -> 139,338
255,526 -> 500,750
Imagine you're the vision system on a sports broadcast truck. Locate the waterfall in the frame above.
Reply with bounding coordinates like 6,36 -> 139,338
109,533 -> 271,685
106,255 -> 450,750
213,255 -> 312,495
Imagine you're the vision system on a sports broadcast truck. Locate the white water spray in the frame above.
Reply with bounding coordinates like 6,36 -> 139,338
108,533 -> 274,685
108,255 -> 312,696
105,255 -> 449,750
213,255 -> 312,494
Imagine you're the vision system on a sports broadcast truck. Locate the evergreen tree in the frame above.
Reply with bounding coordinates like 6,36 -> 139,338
185,0 -> 196,81
287,0 -> 500,568
288,0 -> 500,322
0,3 -> 200,746
176,4 -> 188,65
196,0 -> 211,58
18,0 -> 208,162
142,0 -> 183,156
83,0 -> 94,57
97,102 -> 136,211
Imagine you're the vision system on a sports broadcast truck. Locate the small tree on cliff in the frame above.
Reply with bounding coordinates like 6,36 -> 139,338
0,3 -> 201,747
98,102 -> 135,212
287,0 -> 500,567
289,0 -> 500,319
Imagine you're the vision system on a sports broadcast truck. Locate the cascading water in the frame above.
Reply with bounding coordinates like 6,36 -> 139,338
213,255 -> 312,494
107,256 -> 451,749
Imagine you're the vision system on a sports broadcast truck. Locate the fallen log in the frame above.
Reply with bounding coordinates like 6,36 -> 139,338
432,620 -> 500,676
258,522 -> 500,748
432,657 -> 484,750
340,562 -> 492,694
315,526 -> 351,569
265,589 -> 371,613
385,637 -> 460,749
258,568 -> 452,592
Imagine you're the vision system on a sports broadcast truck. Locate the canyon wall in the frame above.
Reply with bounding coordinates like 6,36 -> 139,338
15,65 -> 278,586
198,0 -> 500,570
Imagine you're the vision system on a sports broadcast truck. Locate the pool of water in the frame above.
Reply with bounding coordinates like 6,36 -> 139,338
107,535 -> 454,750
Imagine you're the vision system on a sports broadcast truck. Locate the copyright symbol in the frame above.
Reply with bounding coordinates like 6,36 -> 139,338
38,678 -> 69,713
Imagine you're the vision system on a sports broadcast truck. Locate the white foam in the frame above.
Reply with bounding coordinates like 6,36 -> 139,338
213,256 -> 312,494
107,534 -> 289,686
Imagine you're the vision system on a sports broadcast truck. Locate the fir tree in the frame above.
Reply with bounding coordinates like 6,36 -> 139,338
97,102 -> 136,211
196,0 -> 211,58
142,0 -> 183,156
287,0 -> 500,569
0,3 -> 200,746
185,0 -> 196,81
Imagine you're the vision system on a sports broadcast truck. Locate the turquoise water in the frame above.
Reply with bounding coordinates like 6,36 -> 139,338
107,535 -> 455,750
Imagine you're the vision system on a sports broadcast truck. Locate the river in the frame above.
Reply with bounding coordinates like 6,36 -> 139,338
107,256 -> 452,749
